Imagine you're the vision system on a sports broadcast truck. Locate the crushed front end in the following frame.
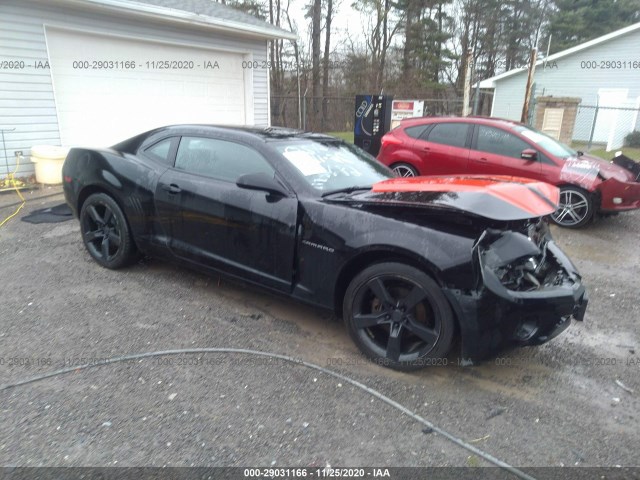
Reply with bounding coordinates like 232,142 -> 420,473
598,154 -> 640,211
445,220 -> 588,362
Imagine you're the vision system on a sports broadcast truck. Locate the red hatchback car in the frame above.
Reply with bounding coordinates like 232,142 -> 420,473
377,116 -> 640,228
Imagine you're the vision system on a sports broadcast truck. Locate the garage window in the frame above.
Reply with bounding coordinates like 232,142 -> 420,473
175,137 -> 274,183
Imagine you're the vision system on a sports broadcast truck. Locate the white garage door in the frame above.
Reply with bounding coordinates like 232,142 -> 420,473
45,27 -> 251,147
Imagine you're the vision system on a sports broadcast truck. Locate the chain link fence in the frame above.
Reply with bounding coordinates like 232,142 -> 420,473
271,96 -> 640,153
270,96 -> 471,132
572,104 -> 640,151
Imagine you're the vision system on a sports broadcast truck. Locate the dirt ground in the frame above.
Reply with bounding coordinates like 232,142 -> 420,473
0,187 -> 638,472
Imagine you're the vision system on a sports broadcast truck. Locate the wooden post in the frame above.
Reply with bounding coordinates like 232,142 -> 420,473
462,48 -> 473,116
521,48 -> 537,123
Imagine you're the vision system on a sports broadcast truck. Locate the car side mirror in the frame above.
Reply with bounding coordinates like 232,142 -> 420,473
236,172 -> 288,196
521,149 -> 537,161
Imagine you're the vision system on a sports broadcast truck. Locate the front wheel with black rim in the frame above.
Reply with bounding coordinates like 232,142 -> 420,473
80,192 -> 137,269
550,186 -> 593,228
391,162 -> 418,177
343,262 -> 455,371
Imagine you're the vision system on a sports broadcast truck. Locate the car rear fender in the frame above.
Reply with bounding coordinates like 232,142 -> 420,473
64,148 -> 160,243
385,148 -> 424,171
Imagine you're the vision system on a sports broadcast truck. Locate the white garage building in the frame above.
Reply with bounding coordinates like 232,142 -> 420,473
0,0 -> 296,177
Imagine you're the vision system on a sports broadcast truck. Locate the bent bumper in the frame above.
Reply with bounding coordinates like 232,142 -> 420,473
598,177 -> 640,211
445,232 -> 588,363
599,156 -> 640,211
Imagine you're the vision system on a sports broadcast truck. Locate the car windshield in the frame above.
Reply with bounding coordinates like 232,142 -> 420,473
274,139 -> 394,193
512,125 -> 577,158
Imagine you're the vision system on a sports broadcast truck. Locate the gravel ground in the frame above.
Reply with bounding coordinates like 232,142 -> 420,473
0,188 -> 638,471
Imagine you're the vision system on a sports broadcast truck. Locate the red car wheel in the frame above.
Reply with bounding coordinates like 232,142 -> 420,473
391,162 -> 418,177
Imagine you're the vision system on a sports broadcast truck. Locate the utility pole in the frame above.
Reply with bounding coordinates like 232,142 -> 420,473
543,34 -> 552,70
521,48 -> 537,123
462,48 -> 473,116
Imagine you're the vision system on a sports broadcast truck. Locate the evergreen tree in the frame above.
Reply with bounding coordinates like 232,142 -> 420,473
547,0 -> 640,53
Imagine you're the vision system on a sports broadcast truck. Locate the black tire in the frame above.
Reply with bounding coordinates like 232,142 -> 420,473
343,262 -> 455,371
80,193 -> 137,269
551,186 -> 594,228
391,162 -> 418,177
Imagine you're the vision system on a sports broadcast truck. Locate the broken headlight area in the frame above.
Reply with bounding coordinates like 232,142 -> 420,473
612,154 -> 640,182
474,228 -> 574,293
473,228 -> 586,319
449,226 -> 587,362
494,256 -> 566,292
492,240 -> 571,293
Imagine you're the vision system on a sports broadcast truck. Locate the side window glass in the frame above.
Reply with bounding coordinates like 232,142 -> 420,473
404,125 -> 428,139
175,137 -> 274,183
426,123 -> 468,148
144,138 -> 175,165
476,126 -> 531,158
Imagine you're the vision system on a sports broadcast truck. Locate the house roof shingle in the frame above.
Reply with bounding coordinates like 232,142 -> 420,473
77,0 -> 297,40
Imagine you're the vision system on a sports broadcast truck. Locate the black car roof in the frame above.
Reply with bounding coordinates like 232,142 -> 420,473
154,124 -> 338,142
112,124 -> 341,153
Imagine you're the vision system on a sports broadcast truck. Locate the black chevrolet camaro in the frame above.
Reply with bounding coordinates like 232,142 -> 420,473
63,125 -> 588,370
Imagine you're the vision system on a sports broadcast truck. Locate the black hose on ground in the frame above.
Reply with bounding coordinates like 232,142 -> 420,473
0,347 -> 537,480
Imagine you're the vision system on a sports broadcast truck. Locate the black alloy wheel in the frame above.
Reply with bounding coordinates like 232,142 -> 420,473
80,193 -> 136,269
344,262 -> 454,371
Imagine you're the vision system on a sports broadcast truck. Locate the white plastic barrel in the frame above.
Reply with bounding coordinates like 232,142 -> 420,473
30,145 -> 69,184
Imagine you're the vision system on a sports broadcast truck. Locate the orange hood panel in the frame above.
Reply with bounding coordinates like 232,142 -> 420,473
372,175 -> 559,218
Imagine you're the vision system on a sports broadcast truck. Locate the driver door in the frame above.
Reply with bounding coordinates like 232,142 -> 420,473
154,136 -> 298,292
468,125 -> 542,178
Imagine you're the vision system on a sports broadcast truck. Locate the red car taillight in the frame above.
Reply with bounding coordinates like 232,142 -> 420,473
381,134 -> 402,147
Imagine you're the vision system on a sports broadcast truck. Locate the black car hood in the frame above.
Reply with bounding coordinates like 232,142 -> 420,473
327,175 -> 560,222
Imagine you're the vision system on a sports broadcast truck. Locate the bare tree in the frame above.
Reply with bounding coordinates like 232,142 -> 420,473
352,0 -> 403,92
321,0 -> 334,130
310,0 -> 322,129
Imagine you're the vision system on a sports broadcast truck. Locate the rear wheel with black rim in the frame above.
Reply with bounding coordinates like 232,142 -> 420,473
80,193 -> 137,269
343,262 -> 455,371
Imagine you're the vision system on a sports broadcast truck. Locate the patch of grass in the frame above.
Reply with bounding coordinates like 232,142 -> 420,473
592,147 -> 640,161
324,131 -> 354,143
571,143 -> 640,161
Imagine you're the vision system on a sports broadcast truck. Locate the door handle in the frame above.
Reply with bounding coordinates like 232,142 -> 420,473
422,146 -> 431,151
162,183 -> 182,194
477,157 -> 488,162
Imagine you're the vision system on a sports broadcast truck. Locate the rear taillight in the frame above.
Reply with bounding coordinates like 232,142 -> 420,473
64,176 -> 73,183
381,134 -> 402,146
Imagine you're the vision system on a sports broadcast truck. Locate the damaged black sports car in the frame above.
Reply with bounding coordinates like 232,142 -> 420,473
62,125 -> 588,370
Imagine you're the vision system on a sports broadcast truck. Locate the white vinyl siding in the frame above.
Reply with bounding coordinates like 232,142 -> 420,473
0,0 -> 270,176
490,27 -> 640,124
